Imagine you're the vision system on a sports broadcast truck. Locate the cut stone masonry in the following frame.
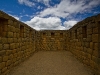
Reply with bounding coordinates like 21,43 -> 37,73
0,10 -> 100,75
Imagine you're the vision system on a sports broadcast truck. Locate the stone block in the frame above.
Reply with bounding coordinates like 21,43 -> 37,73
7,38 -> 13,43
87,54 -> 91,59
8,54 -> 13,60
90,42 -> 93,49
0,50 -> 6,56
2,25 -> 8,32
2,67 -> 7,73
13,53 -> 18,58
83,47 -> 87,52
93,50 -> 99,57
2,32 -> 8,37
87,23 -> 93,29
3,44 -> 9,50
92,34 -> 99,42
15,43 -> 19,48
92,55 -> 98,63
16,28 -> 20,33
94,43 -> 98,51
13,38 -> 18,43
0,44 -> 3,50
87,35 -> 92,42
13,33 -> 16,38
93,27 -> 99,34
87,28 -> 92,35
11,26 -> 16,32
92,22 -> 99,28
89,60 -> 94,68
7,25 -> 12,31
6,60 -> 12,66
13,61 -> 18,66
84,42 -> 90,48
7,64 -> 13,69
13,58 -> 17,63
6,50 -> 12,55
1,38 -> 8,44
14,22 -> 20,28
0,57 -> 2,63
0,62 -> 5,69
7,32 -> 13,38
10,43 -> 15,50
12,49 -> 17,54
3,56 -> 8,62
2,69 -> 9,75
8,20 -> 13,25
87,48 -> 93,54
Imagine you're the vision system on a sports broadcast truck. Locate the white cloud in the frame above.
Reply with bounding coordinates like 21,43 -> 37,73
13,16 -> 20,20
18,0 -> 51,7
18,0 -> 100,30
25,16 -> 78,30
18,0 -> 34,7
37,0 -> 51,7
25,17 -> 66,30
64,20 -> 78,30
38,0 -> 100,18
9,14 -> 20,20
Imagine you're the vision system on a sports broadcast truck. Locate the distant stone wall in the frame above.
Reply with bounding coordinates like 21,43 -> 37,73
0,11 -> 35,75
36,30 -> 67,51
66,14 -> 100,75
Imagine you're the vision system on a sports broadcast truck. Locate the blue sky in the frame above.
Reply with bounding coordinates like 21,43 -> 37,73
0,0 -> 100,30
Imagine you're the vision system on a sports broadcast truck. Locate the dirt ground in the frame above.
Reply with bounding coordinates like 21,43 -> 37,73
8,51 -> 93,75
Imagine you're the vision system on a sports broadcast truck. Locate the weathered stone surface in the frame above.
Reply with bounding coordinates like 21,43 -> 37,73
0,50 -> 6,56
2,67 -> 7,73
6,60 -> 12,66
3,56 -> 8,62
3,44 -> 9,50
0,44 -> 3,50
0,57 -> 2,63
0,62 -> 5,69
9,43 -> 15,50
8,54 -> 13,60
6,50 -> 12,55
7,38 -> 13,43
92,34 -> 99,42
1,38 -> 8,44
7,32 -> 14,38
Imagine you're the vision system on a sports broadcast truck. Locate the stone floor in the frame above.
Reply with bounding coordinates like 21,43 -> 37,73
8,51 -> 93,75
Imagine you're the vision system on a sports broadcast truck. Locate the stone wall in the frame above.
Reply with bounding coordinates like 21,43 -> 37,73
0,11 -> 35,75
0,10 -> 100,75
36,30 -> 67,51
66,14 -> 100,75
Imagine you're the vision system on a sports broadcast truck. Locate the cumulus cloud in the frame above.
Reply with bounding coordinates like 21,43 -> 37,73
18,0 -> 34,7
18,0 -> 100,30
25,16 -> 78,30
38,0 -> 100,18
25,17 -> 66,30
64,20 -> 78,30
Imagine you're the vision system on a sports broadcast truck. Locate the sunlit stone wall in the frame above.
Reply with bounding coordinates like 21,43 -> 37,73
0,10 -> 100,75
0,11 -> 35,75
